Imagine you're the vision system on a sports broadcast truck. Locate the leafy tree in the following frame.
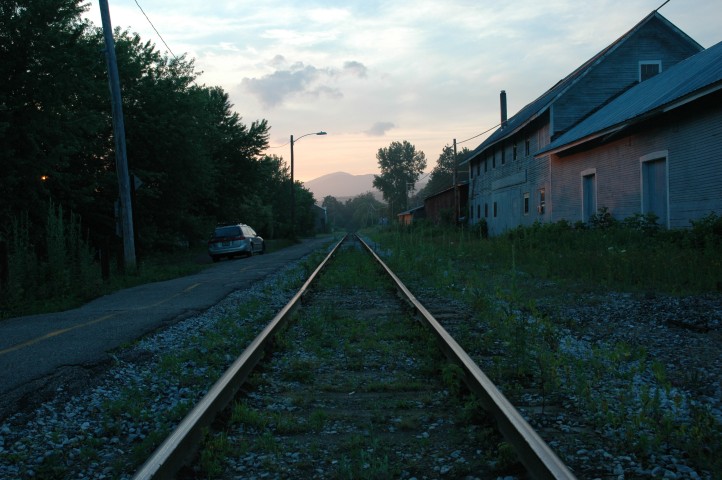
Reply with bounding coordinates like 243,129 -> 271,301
110,30 -> 270,248
372,140 -> 426,216
345,193 -> 385,230
293,184 -> 317,236
321,195 -> 345,230
320,194 -> 385,232
419,145 -> 471,198
0,0 -> 103,235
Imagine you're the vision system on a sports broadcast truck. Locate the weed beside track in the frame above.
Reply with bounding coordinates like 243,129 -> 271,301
190,242 -> 523,479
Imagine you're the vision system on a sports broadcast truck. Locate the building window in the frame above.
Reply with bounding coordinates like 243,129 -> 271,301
476,161 -> 480,176
492,149 -> 496,169
493,202 -> 498,217
484,203 -> 488,218
501,142 -> 506,165
523,192 -> 530,215
484,158 -> 488,172
538,188 -> 546,214
477,204 -> 480,219
513,141 -> 518,161
639,60 -> 661,82
525,134 -> 530,156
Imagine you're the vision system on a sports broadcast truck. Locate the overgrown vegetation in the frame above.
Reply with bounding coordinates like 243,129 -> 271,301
364,212 -> 722,475
195,245 -> 518,478
3,258 -> 312,479
0,0 -> 319,318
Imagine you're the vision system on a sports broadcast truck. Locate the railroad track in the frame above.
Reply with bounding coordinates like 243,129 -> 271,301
133,234 -> 575,479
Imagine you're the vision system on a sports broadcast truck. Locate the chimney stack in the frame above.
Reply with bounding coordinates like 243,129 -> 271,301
500,90 -> 508,128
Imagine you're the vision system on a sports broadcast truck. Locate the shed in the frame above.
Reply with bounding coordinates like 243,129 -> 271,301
424,183 -> 469,225
397,205 -> 425,226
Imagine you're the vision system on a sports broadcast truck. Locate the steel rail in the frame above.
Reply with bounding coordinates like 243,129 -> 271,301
132,234 -> 348,480
356,234 -> 576,480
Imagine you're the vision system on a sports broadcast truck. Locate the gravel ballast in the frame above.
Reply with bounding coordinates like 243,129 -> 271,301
0,240 -> 720,479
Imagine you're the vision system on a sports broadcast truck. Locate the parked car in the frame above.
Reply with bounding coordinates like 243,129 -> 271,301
207,223 -> 265,262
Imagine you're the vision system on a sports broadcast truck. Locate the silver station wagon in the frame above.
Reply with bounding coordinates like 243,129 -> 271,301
207,223 -> 265,262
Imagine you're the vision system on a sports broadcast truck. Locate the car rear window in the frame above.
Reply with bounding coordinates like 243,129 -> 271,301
214,226 -> 241,237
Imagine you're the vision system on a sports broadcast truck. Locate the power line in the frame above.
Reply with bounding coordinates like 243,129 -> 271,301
134,0 -> 176,58
656,0 -> 672,12
456,123 -> 501,145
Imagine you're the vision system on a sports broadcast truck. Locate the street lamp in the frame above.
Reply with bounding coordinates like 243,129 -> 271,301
290,131 -> 326,238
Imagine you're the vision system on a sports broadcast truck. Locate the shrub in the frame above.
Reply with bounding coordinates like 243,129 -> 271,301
621,212 -> 660,234
589,207 -> 617,229
689,212 -> 722,248
0,204 -> 100,317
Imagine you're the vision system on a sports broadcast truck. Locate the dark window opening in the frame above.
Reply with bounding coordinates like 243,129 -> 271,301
640,61 -> 661,82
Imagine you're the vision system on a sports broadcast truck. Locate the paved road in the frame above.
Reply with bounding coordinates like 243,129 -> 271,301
0,236 -> 334,417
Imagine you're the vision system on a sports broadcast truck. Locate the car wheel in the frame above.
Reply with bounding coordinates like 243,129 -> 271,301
260,241 -> 266,254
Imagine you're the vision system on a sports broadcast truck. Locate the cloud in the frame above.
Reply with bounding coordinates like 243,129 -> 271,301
242,62 -> 338,107
365,122 -> 395,136
343,61 -> 368,78
269,54 -> 286,67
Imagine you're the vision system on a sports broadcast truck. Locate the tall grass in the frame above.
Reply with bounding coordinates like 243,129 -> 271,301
377,215 -> 721,295
362,215 -> 722,475
1,203 -> 101,318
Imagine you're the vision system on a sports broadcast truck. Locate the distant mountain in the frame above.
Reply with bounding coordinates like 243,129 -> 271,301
304,172 -> 381,202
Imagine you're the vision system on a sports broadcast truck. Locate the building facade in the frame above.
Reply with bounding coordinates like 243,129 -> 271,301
540,41 -> 722,228
462,11 -> 703,235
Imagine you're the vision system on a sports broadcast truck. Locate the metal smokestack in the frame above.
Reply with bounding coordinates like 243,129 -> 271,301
500,90 -> 508,128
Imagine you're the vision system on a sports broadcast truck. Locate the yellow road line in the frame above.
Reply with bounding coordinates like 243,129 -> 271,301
0,314 -> 117,356
0,282 -> 204,356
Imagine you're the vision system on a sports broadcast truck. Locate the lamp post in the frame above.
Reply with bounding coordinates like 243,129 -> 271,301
290,131 -> 326,238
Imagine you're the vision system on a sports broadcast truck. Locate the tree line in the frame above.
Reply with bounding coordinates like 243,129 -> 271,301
320,142 -> 471,231
0,1 -> 471,314
0,1 -> 321,314
0,1 -> 319,253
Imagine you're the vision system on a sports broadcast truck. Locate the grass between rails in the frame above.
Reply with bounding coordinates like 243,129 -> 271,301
196,246 -> 520,479
363,222 -> 722,476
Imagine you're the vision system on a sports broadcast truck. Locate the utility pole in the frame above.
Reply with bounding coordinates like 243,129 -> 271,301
290,134 -> 295,239
453,139 -> 459,225
99,0 -> 136,270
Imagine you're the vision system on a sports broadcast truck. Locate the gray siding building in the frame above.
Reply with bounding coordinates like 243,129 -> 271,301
461,11 -> 703,235
540,41 -> 722,228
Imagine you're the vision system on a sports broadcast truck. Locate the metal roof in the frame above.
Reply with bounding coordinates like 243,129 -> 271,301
539,40 -> 722,156
459,10 -> 702,167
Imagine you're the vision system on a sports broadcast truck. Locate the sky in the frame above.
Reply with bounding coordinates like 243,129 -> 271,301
84,0 -> 721,183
